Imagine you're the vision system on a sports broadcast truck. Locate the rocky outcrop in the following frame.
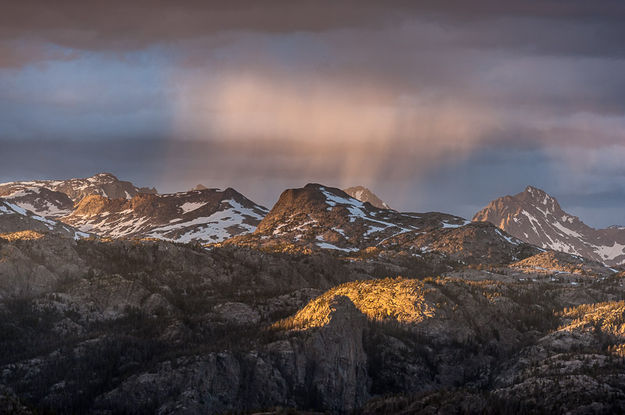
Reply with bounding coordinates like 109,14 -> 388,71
510,250 -> 614,277
92,295 -> 369,413
0,235 -> 85,299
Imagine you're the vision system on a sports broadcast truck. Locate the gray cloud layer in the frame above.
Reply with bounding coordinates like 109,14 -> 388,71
2,1 -> 625,63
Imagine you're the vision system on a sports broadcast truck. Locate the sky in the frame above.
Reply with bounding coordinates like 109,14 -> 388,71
1,0 -> 625,227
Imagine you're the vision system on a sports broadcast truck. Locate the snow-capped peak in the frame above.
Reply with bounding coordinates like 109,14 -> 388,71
475,186 -> 625,266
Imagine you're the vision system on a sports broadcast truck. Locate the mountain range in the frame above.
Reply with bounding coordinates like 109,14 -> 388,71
1,173 -> 623,266
2,173 -> 625,413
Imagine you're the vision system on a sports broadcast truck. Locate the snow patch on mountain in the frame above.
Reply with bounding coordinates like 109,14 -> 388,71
441,219 -> 472,229
0,198 -> 88,239
149,199 -> 263,243
321,187 -> 363,208
552,221 -> 583,238
179,202 -> 206,214
315,241 -> 359,252
495,228 -> 521,245
595,242 -> 625,261
63,190 -> 268,243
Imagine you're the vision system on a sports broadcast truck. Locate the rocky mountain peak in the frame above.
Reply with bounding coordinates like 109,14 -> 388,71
343,185 -> 391,210
519,185 -> 561,213
91,172 -> 119,182
524,185 -> 545,196
474,186 -> 625,266
254,183 -> 377,236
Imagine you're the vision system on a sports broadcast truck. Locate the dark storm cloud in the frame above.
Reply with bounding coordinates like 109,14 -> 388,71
2,0 -> 625,64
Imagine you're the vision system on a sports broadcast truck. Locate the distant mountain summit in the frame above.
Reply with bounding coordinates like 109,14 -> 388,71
252,183 -> 425,251
0,173 -> 159,223
228,183 -> 535,264
474,186 -> 625,266
343,186 -> 391,209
